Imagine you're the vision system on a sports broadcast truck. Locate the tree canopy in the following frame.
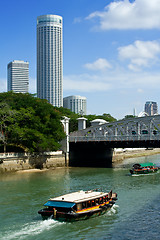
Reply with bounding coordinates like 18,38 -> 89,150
0,92 -> 65,153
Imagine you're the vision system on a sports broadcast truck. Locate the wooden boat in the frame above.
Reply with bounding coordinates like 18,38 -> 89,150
130,163 -> 159,175
38,189 -> 118,222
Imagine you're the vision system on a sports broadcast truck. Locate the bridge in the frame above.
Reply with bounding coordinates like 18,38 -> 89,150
68,115 -> 160,167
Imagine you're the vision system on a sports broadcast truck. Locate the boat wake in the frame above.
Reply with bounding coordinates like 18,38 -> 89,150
1,218 -> 64,240
131,172 -> 159,177
107,204 -> 119,216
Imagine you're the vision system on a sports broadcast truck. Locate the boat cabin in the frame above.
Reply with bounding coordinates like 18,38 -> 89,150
44,190 -> 116,212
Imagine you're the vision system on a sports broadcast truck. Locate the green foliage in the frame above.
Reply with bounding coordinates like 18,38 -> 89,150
0,92 -> 65,153
54,107 -> 116,132
0,102 -> 18,152
124,115 -> 136,119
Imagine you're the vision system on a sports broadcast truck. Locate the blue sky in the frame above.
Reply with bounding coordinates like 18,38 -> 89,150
1,0 -> 160,119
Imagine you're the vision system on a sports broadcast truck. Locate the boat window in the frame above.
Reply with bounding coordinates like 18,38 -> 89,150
87,201 -> 92,207
92,199 -> 96,206
82,202 -> 86,209
95,199 -> 99,205
77,203 -> 82,210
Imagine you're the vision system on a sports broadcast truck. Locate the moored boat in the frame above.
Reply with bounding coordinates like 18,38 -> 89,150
38,189 -> 118,222
130,162 -> 159,175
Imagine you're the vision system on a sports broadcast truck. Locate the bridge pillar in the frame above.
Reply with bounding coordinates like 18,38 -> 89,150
60,116 -> 70,167
69,142 -> 113,167
77,117 -> 87,130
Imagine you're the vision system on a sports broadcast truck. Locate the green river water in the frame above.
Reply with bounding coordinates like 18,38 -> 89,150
0,153 -> 160,240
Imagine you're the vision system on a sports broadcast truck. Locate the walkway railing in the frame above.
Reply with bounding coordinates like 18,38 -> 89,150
69,134 -> 160,143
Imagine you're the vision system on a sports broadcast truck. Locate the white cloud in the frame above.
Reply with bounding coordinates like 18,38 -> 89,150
118,40 -> 160,70
84,58 -> 112,71
63,74 -> 111,92
86,0 -> 160,30
63,70 -> 160,93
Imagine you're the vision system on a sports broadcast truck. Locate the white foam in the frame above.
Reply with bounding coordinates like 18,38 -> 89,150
132,172 -> 158,177
107,204 -> 119,216
1,219 -> 64,240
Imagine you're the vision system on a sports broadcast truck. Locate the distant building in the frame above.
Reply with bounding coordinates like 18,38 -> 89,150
63,95 -> 87,115
7,60 -> 29,93
37,14 -> 63,107
144,101 -> 158,116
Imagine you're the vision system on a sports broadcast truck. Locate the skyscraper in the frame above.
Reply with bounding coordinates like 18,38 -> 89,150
144,101 -> 158,116
7,60 -> 29,93
63,95 -> 87,115
37,14 -> 63,107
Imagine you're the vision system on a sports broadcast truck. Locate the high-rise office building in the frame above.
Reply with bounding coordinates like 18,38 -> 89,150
37,14 -> 63,107
7,60 -> 29,93
63,95 -> 87,115
144,101 -> 158,116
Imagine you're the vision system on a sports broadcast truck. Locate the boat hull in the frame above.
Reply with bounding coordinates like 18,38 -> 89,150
38,203 -> 114,222
130,168 -> 158,175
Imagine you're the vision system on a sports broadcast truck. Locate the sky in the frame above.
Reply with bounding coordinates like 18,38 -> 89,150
1,0 -> 160,120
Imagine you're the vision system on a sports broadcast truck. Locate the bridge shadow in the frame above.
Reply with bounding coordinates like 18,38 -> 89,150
69,142 -> 113,168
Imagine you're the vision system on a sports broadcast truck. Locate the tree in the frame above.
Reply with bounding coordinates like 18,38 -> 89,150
0,103 -> 18,152
0,92 -> 66,153
124,115 -> 136,119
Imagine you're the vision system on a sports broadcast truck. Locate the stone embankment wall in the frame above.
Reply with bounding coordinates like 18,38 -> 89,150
0,151 -> 66,173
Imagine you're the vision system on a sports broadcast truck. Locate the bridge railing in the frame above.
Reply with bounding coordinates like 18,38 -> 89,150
69,134 -> 160,142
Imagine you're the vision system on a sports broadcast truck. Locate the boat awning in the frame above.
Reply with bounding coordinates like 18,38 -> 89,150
140,163 -> 156,167
44,200 -> 75,208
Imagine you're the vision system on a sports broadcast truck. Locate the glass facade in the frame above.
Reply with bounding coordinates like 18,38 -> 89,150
7,60 -> 29,93
144,101 -> 158,116
37,15 -> 63,107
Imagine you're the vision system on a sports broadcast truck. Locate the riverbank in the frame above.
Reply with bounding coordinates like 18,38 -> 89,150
1,148 -> 160,173
0,151 -> 66,173
113,148 -> 160,163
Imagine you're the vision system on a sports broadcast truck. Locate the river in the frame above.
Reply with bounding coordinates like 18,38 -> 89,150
0,154 -> 160,240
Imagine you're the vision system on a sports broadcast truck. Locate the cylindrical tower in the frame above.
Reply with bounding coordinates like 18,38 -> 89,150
37,15 -> 63,107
